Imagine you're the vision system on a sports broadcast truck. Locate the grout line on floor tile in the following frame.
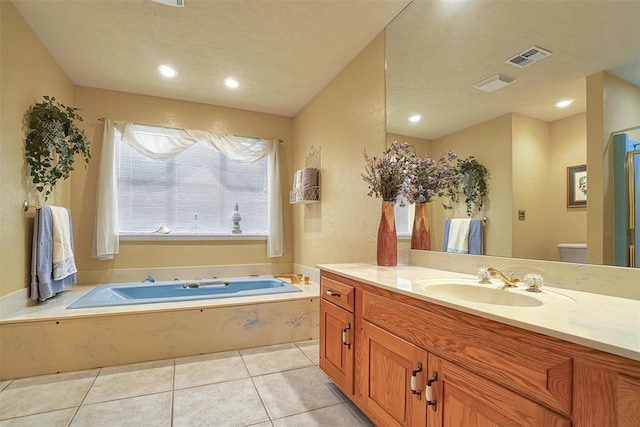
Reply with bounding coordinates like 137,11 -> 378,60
77,367 -> 101,407
65,406 -> 81,427
247,363 -> 321,380
170,357 -> 175,427
248,375 -> 272,423
0,380 -> 13,393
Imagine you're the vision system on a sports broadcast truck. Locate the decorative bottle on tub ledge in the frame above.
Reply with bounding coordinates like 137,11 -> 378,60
231,203 -> 242,234
191,212 -> 199,234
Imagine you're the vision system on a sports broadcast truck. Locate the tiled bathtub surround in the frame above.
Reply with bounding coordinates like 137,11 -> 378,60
0,340 -> 373,427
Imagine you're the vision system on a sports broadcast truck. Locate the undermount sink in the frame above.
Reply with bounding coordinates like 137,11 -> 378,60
421,283 -> 544,307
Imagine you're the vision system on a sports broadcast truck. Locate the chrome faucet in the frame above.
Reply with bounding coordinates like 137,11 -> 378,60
182,280 -> 230,288
486,267 -> 520,289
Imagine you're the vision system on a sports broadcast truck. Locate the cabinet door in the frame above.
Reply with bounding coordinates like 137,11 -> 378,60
427,354 -> 571,427
574,359 -> 640,427
360,320 -> 428,427
319,299 -> 354,394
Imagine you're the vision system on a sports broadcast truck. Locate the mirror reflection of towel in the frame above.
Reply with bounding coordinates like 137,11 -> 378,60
443,218 -> 483,255
446,219 -> 471,253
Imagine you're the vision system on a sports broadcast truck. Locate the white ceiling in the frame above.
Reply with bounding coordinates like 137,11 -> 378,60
12,0 -> 410,117
12,0 -> 640,138
386,0 -> 640,140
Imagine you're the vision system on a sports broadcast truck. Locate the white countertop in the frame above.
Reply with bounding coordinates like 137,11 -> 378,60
318,263 -> 640,362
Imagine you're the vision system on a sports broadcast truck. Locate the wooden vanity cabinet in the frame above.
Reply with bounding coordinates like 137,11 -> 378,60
427,354 -> 571,427
319,270 -> 640,427
359,320 -> 428,427
573,358 -> 640,426
319,275 -> 355,395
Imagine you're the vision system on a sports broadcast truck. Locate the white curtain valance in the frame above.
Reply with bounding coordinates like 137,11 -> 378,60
93,121 -> 284,259
116,123 -> 272,163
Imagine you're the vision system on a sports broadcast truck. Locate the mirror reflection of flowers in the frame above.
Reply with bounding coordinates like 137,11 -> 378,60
362,141 -> 414,202
405,151 -> 458,204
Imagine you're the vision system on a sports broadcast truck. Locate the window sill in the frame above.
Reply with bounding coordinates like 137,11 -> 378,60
119,233 -> 268,241
397,234 -> 411,240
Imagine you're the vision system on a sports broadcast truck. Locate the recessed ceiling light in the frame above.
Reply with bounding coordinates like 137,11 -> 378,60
158,65 -> 178,78
555,99 -> 574,108
223,77 -> 241,89
408,114 -> 422,123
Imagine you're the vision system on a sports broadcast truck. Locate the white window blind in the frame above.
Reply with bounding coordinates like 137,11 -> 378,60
394,198 -> 414,236
116,129 -> 268,235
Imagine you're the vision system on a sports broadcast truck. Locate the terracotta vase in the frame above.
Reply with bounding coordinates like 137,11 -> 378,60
377,201 -> 398,266
411,203 -> 431,250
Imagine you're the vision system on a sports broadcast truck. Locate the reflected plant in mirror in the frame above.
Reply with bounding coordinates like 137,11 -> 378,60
446,156 -> 489,217
385,0 -> 640,265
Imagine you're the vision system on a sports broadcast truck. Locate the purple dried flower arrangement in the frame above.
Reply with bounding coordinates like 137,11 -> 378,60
361,141 -> 414,202
404,150 -> 458,204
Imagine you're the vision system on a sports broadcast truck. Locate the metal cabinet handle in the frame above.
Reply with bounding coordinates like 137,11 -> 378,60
411,363 -> 422,400
425,372 -> 438,411
341,324 -> 351,348
326,290 -> 341,297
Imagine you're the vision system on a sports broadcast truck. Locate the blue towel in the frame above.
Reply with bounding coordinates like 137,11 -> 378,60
468,219 -> 483,255
31,205 -> 77,301
443,218 -> 483,255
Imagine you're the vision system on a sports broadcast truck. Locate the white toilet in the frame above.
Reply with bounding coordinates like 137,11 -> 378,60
557,243 -> 587,263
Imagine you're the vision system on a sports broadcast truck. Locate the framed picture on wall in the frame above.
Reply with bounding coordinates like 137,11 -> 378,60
567,164 -> 587,208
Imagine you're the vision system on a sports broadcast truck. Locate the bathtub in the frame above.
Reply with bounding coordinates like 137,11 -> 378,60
1,271 -> 319,379
68,277 -> 303,309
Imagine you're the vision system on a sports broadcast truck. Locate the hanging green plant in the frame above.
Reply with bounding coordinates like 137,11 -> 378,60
25,96 -> 91,199
447,156 -> 489,216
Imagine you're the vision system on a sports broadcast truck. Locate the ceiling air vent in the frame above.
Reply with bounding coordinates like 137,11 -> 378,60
506,46 -> 552,68
473,74 -> 515,93
150,0 -> 184,7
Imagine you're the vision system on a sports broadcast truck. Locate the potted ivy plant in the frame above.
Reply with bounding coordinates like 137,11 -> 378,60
25,96 -> 91,199
446,156 -> 489,216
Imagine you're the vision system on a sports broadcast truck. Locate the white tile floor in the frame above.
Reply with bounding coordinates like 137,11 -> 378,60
0,340 -> 374,427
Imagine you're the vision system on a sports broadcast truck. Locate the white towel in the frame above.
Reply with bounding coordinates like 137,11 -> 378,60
50,206 -> 77,280
446,218 -> 472,254
293,170 -> 304,190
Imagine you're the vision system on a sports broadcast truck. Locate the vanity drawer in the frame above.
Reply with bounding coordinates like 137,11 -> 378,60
361,290 -> 573,415
321,277 -> 355,312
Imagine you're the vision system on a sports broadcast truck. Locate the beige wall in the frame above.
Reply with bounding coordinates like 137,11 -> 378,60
292,33 -> 386,267
431,114 -> 514,257
0,1 -> 74,298
72,87 -> 294,281
511,114 -> 551,260
587,72 -> 640,264
586,73 -> 605,264
547,113 -> 587,260
386,133 -> 431,157
427,113 -> 587,261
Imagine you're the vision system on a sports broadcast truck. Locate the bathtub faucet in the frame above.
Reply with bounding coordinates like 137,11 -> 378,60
183,280 -> 231,288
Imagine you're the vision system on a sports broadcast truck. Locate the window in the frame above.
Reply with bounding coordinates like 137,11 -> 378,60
116,129 -> 268,236
394,198 -> 414,237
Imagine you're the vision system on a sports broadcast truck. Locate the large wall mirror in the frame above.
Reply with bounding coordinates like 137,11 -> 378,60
386,0 -> 640,267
